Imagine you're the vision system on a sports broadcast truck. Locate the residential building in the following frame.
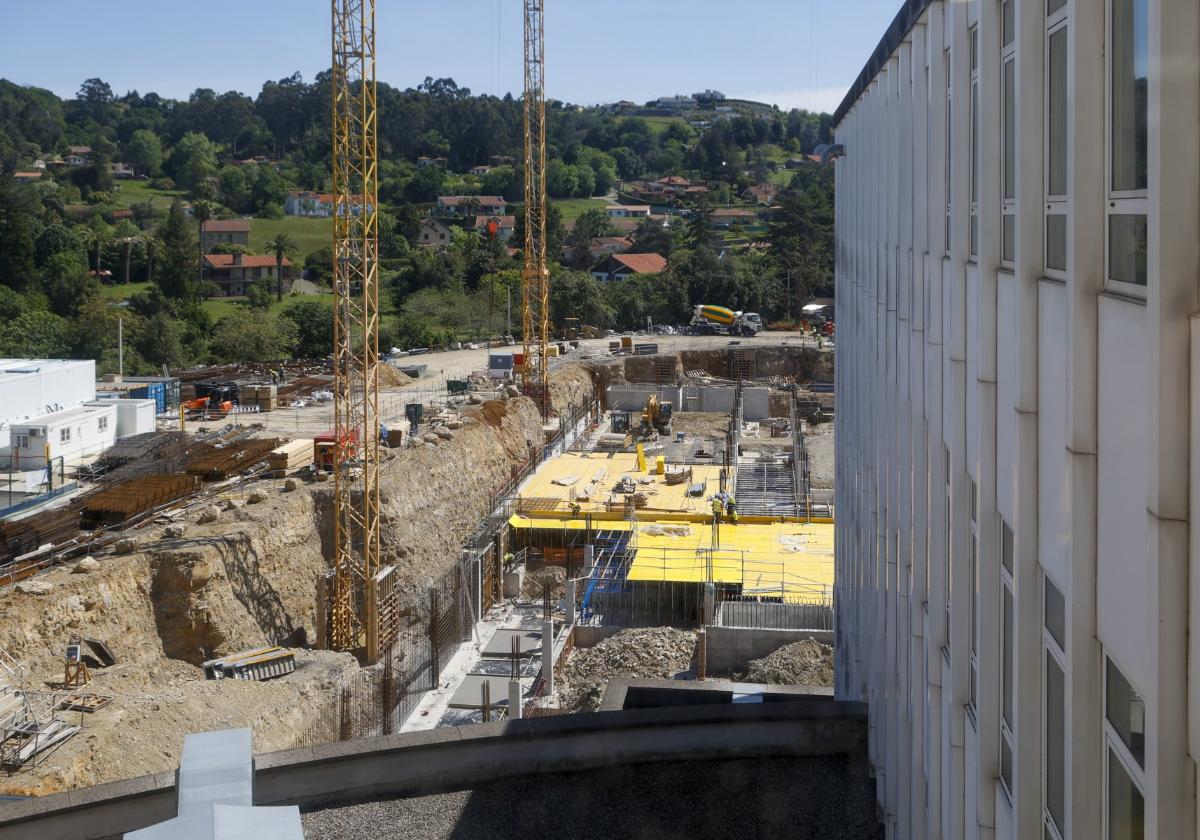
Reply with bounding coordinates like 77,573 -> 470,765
833,2 -> 1199,840
64,145 -> 91,166
418,218 -> 455,247
202,253 -> 290,297
742,185 -> 777,206
655,94 -> 695,112
605,205 -> 651,219
709,208 -> 757,228
588,236 -> 634,260
469,165 -> 492,177
489,155 -> 514,167
475,214 -> 516,241
109,163 -> 136,179
13,172 -> 42,184
200,219 -> 251,252
285,191 -> 334,217
436,195 -> 507,217
417,156 -> 448,169
693,89 -> 726,103
590,252 -> 667,282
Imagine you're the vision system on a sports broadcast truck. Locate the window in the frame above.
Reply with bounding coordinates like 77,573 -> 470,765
945,48 -> 953,254
1106,0 -> 1148,288
999,521 -> 1015,796
1107,748 -> 1145,840
969,27 -> 980,259
1045,637 -> 1066,837
1046,1 -> 1069,273
1044,575 -> 1066,648
944,446 -> 952,658
969,480 -> 978,713
1106,657 -> 1145,767
98,416 -> 108,432
13,434 -> 29,449
59,427 -> 70,443
1001,1 -> 1016,264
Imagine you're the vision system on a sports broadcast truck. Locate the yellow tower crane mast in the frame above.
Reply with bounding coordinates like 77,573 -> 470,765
328,0 -> 382,659
521,0 -> 550,418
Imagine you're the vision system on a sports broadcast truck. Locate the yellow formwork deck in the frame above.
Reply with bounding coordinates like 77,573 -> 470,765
627,521 -> 834,596
515,450 -> 723,516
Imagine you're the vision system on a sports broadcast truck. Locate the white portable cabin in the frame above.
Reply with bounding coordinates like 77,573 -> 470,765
86,398 -> 156,439
0,359 -> 97,450
8,404 -> 117,465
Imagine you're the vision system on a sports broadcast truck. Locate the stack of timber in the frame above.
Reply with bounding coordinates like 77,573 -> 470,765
267,439 -> 312,476
185,438 -> 280,480
81,474 -> 201,527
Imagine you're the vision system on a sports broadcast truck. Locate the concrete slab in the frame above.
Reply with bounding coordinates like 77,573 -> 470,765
481,628 -> 542,658
449,674 -> 534,709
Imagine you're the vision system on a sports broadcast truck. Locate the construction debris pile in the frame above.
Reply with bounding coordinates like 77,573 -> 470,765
735,639 -> 834,688
559,628 -> 697,712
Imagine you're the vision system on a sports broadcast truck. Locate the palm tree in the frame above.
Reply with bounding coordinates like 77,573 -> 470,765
192,199 -> 214,291
266,232 -> 299,302
83,218 -> 113,276
113,220 -> 141,285
460,195 -> 482,221
143,234 -> 161,286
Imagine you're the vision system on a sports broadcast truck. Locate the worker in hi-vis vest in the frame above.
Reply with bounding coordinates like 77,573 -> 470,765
711,496 -> 723,525
726,496 -> 738,525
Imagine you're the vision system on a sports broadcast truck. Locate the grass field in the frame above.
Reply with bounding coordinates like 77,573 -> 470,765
633,115 -> 692,137
248,217 -> 334,259
110,180 -> 185,210
97,281 -> 152,300
553,197 -> 610,222
200,291 -> 335,320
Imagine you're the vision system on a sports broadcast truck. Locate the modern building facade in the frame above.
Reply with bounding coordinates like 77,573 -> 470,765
832,1 -> 1199,839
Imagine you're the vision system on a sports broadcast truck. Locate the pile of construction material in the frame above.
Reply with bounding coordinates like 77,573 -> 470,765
560,627 -> 697,712
185,438 -> 281,480
735,639 -> 834,687
81,474 -> 202,528
202,647 -> 296,682
268,440 -> 313,476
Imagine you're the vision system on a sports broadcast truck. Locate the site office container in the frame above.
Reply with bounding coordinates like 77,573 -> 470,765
9,404 -> 117,466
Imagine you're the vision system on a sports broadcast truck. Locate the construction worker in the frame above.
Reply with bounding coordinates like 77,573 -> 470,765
711,495 -> 724,525
726,495 -> 738,525
569,501 -> 582,519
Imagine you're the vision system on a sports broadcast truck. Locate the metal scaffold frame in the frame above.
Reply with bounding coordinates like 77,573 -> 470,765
329,0 -> 382,659
520,0 -> 550,418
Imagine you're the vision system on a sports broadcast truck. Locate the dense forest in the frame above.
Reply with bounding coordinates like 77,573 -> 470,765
0,74 -> 835,372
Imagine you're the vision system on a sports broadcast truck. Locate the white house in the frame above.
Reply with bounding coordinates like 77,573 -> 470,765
436,195 -> 508,217
285,191 -> 334,218
418,218 -> 455,247
833,1 -> 1200,839
605,205 -> 651,219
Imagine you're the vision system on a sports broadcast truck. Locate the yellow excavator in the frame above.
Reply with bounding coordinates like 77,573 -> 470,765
637,394 -> 674,439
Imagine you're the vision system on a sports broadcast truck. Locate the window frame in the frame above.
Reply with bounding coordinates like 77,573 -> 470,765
59,427 -> 70,444
969,26 -> 980,260
968,479 -> 979,716
999,520 -> 1015,800
945,47 -> 953,256
1043,572 -> 1068,840
1104,0 -> 1149,293
944,445 -> 952,664
1103,653 -> 1147,839
1000,1 -> 1016,266
1044,2 -> 1070,276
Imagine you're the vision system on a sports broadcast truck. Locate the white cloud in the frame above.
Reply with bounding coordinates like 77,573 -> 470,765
727,87 -> 848,115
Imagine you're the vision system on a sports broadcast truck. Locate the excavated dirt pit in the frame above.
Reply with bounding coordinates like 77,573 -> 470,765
0,365 -> 598,796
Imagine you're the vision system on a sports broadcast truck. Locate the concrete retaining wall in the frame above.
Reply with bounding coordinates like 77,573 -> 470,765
2,701 -> 865,840
703,626 -> 834,676
606,385 -> 683,411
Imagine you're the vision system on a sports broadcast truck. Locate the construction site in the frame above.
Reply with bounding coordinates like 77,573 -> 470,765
0,340 -> 838,795
0,3 -> 881,838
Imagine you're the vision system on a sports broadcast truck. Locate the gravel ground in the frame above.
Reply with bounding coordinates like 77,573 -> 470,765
301,756 -> 883,840
804,421 -> 835,489
559,628 -> 697,712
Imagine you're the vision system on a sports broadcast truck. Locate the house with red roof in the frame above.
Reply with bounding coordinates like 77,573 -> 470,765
200,219 -> 251,252
202,253 -> 291,297
590,252 -> 668,283
436,195 -> 508,217
475,214 -> 516,241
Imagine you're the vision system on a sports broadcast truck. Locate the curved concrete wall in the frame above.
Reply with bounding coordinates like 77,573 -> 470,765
1,700 -> 866,840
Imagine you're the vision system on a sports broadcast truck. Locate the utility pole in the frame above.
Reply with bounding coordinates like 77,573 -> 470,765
117,316 -> 123,378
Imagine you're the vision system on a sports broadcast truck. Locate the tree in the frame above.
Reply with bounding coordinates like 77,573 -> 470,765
246,280 -> 273,311
134,312 -> 188,369
209,311 -> 297,362
164,131 -> 218,194
42,250 -> 96,316
305,246 -> 334,286
191,199 -> 214,292
548,270 -> 614,329
281,299 -> 334,358
0,310 -> 69,357
125,129 -> 163,176
630,217 -> 675,258
564,208 -> 616,268
0,177 -> 37,291
265,232 -> 298,301
112,220 -> 141,284
156,199 -> 196,299
34,224 -> 84,268
686,200 -> 713,250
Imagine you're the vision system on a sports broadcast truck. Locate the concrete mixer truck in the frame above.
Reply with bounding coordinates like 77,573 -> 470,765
689,305 -> 762,336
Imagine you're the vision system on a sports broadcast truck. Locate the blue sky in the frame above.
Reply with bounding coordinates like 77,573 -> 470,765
2,1 -> 900,114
